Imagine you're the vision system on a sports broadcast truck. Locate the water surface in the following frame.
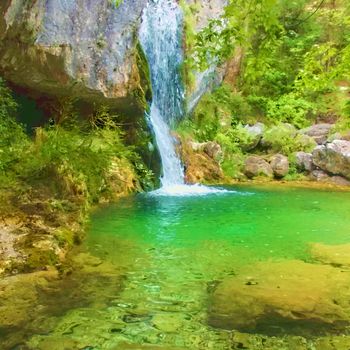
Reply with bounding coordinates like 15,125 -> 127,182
3,185 -> 350,349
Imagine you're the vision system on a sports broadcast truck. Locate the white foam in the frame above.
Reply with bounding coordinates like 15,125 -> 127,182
150,184 -> 231,197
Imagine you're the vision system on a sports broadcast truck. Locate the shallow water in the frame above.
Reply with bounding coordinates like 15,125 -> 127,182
2,185 -> 350,349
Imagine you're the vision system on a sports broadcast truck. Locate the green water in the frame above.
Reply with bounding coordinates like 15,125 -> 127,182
3,185 -> 350,349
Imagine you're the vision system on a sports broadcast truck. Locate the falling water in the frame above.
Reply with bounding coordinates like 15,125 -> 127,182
139,0 -> 228,196
139,0 -> 185,188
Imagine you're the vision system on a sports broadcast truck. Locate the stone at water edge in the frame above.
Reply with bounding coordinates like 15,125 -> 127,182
329,175 -> 350,186
270,154 -> 289,178
244,156 -> 273,179
312,140 -> 350,179
295,152 -> 314,172
300,124 -> 334,145
309,169 -> 331,182
208,260 -> 350,333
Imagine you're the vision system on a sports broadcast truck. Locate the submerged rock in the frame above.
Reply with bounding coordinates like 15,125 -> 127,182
270,154 -> 289,178
244,156 -> 273,179
208,260 -> 350,334
312,140 -> 350,179
311,243 -> 350,267
300,124 -> 333,145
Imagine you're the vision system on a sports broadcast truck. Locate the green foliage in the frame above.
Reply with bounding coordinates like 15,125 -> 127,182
266,93 -> 315,128
0,79 -> 29,178
262,123 -> 316,155
192,84 -> 252,141
0,84 -> 146,209
179,0 -> 199,92
294,43 -> 339,95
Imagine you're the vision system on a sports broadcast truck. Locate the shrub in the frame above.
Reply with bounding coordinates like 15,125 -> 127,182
0,79 -> 29,180
266,93 -> 315,129
192,84 -> 252,141
262,123 -> 316,155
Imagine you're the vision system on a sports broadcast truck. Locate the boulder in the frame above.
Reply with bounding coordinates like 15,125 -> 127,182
0,0 -> 226,115
270,154 -> 289,178
300,124 -> 333,145
184,151 -> 224,184
312,140 -> 350,179
243,122 -> 265,150
0,0 -> 150,115
203,141 -> 222,161
208,260 -> 350,334
330,176 -> 350,186
295,152 -> 314,172
188,141 -> 222,161
329,131 -> 350,142
244,156 -> 273,179
309,169 -> 331,182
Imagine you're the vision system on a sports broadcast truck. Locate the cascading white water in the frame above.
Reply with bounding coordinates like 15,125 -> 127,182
139,0 -> 185,188
139,0 -> 228,196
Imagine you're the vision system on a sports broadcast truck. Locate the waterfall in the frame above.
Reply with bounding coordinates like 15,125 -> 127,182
139,0 -> 185,188
139,0 -> 228,196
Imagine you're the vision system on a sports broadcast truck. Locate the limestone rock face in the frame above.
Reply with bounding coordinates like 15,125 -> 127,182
270,154 -> 289,178
0,0 -> 227,115
208,260 -> 350,334
244,156 -> 273,179
300,124 -> 333,145
0,0 -> 150,115
312,140 -> 350,179
183,140 -> 224,184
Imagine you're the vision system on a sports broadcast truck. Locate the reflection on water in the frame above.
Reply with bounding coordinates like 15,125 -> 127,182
2,185 -> 350,349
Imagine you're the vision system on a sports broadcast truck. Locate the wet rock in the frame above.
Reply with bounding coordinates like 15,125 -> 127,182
152,313 -> 184,332
185,152 -> 224,183
122,313 -> 152,323
244,156 -> 273,179
183,141 -> 224,184
208,260 -> 350,334
295,152 -> 314,172
244,123 -> 265,150
312,140 -> 350,179
311,243 -> 350,267
300,124 -> 333,145
0,269 -> 58,329
270,154 -> 289,178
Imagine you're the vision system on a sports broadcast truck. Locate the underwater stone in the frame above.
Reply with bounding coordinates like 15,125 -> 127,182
208,260 -> 350,334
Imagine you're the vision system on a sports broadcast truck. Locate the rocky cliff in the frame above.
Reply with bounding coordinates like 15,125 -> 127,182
0,0 -> 226,117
